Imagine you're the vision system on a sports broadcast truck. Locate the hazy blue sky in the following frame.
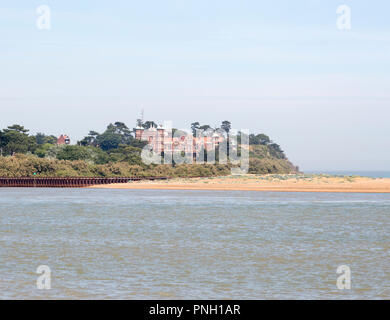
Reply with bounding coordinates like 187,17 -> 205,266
1,0 -> 389,171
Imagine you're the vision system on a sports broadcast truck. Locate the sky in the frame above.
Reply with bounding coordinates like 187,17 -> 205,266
0,0 -> 389,171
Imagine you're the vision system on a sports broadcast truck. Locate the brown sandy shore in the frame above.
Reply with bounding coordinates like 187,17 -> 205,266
89,174 -> 390,193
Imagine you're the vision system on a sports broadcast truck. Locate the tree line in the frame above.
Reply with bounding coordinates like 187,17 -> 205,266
0,120 -> 286,164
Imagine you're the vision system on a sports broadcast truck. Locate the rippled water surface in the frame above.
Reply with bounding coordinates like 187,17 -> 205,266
0,188 -> 389,299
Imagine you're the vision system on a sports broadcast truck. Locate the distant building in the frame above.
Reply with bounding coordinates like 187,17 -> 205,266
57,134 -> 70,145
134,124 -> 225,154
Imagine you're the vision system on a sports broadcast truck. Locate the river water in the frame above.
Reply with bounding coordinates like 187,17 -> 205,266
0,188 -> 389,299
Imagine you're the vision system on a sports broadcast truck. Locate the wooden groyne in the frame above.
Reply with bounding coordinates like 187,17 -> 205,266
0,177 -> 170,188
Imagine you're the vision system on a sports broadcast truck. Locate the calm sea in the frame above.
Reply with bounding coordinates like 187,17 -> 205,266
0,189 -> 389,299
305,171 -> 390,178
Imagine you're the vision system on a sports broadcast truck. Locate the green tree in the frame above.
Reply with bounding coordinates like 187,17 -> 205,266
268,143 -> 286,159
57,145 -> 109,163
35,133 -> 57,145
79,122 -> 137,151
112,122 -> 133,144
142,121 -> 157,129
57,145 -> 91,161
249,133 -> 271,145
191,122 -> 200,137
221,120 -> 231,133
220,120 -> 231,157
34,143 -> 54,158
199,124 -> 211,131
108,145 -> 143,165
258,134 -> 270,145
97,131 -> 122,151
0,125 -> 36,155
136,119 -> 143,127
79,131 -> 100,147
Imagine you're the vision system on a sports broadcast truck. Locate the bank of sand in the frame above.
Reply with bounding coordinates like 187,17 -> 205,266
89,174 -> 390,193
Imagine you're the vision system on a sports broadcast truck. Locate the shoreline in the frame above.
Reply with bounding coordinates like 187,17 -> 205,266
88,175 -> 390,193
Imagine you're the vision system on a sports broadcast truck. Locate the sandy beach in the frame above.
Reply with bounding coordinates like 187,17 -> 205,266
89,174 -> 390,193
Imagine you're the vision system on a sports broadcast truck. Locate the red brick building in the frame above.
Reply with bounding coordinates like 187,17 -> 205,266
57,134 -> 70,145
134,124 -> 225,154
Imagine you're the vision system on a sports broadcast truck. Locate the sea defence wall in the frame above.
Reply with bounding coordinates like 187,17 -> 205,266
0,177 -> 169,188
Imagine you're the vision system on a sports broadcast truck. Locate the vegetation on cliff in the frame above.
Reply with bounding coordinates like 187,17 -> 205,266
0,122 -> 298,177
0,154 -> 232,178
